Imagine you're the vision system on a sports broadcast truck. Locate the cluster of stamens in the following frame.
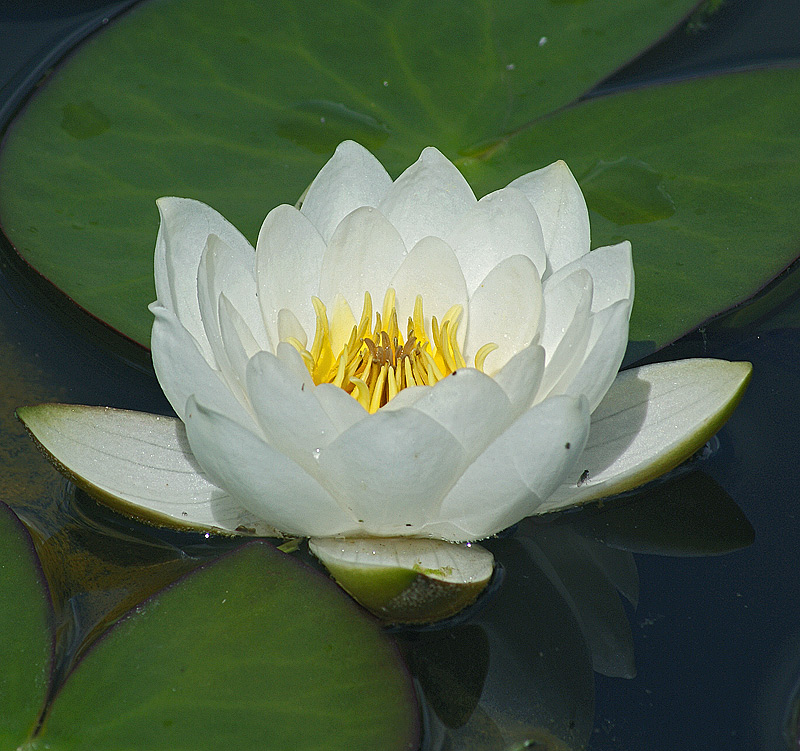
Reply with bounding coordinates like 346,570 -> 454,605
284,289 -> 498,413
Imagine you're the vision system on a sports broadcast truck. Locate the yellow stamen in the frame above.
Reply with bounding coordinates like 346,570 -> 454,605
474,342 -> 500,373
280,287 -> 495,411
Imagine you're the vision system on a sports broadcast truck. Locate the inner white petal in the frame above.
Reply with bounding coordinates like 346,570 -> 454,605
256,204 -> 327,346
317,205 -> 407,309
378,146 -> 477,250
465,255 -> 542,374
300,140 -> 393,242
445,186 -> 547,294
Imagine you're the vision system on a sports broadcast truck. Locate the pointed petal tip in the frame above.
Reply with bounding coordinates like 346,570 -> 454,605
538,358 -> 753,513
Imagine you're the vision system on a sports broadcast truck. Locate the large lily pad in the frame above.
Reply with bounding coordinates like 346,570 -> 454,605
1,0 -> 701,347
33,542 -> 418,750
0,503 -> 52,749
464,66 -> 800,349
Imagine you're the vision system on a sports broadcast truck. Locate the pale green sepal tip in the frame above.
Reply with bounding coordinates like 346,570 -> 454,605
15,403 -> 273,537
309,537 -> 495,625
546,359 -> 752,510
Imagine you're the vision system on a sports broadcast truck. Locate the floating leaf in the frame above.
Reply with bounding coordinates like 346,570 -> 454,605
466,67 -> 800,352
0,0 -> 698,346
0,503 -> 52,749
35,542 -> 418,751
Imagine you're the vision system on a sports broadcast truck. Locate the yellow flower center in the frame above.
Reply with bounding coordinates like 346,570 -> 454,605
284,289 -> 498,413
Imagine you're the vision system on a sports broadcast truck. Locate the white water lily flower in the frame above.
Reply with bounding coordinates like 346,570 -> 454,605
19,142 -> 751,549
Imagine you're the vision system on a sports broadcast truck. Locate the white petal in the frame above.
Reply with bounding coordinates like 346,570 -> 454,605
465,255 -> 542,374
277,307 -> 308,349
445,186 -> 547,294
16,405 -> 272,535
154,198 -> 254,361
149,304 -> 253,429
313,383 -> 368,434
554,300 -> 631,412
216,294 -> 255,398
544,241 -> 634,313
256,204 -> 326,344
195,237 -> 259,400
508,161 -> 590,274
410,368 -> 513,462
536,269 -> 593,400
539,359 -> 753,512
378,147 -> 476,250
300,140 -> 393,242
275,340 -> 314,389
493,343 -> 546,417
246,351 -> 337,474
184,396 -> 356,537
381,384 -> 432,411
317,206 -> 407,309
317,408 -> 466,536
390,236 -> 469,345
432,395 -> 590,541
197,233 -> 269,350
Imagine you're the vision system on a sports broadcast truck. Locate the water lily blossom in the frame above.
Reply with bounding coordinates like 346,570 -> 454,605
19,142 -> 750,551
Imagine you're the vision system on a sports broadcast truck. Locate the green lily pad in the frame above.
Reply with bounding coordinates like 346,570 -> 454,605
464,66 -> 800,351
0,0 -> 698,347
0,503 -> 52,749
34,542 -> 418,751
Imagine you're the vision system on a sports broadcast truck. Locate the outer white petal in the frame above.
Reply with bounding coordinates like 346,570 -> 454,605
466,255 -> 542,375
493,343 -> 546,417
150,304 -> 254,429
508,160 -> 590,274
390,236 -> 469,345
378,146 -> 477,250
317,206 -> 407,309
445,186 -> 547,294
154,197 -> 254,361
554,300 -> 631,412
539,359 -> 753,512
196,234 -> 270,356
195,237 -> 259,401
409,368 -> 513,462
216,294 -> 257,397
380,384 -> 432,411
431,395 -> 591,541
544,241 -> 634,313
256,204 -> 327,344
300,140 -> 393,242
16,405 -> 272,535
246,351 -> 337,474
184,396 -> 356,537
316,408 -> 466,536
536,269 -> 593,400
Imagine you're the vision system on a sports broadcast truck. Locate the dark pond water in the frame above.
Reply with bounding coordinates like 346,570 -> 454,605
1,1 -> 799,749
